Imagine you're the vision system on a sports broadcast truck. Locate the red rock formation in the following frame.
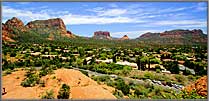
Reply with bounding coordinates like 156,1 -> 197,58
2,17 -> 26,42
93,31 -> 111,39
120,35 -> 129,40
25,18 -> 73,38
2,17 -> 75,42
140,32 -> 155,38
183,76 -> 207,96
138,29 -> 207,44
5,17 -> 24,28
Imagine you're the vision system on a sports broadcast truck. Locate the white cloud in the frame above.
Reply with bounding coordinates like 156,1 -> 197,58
2,6 -> 143,25
16,2 -> 30,5
2,6 -> 52,23
2,3 -> 207,29
196,2 -> 207,11
61,14 -> 136,25
109,3 -> 118,8
152,20 -> 207,27
98,9 -> 127,16
87,8 -> 128,17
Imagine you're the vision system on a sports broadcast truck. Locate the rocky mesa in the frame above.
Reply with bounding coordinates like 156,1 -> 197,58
137,29 -> 207,44
2,17 -> 74,42
93,31 -> 112,40
26,18 -> 73,38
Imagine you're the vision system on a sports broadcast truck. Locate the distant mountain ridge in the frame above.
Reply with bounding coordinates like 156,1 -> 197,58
137,29 -> 207,45
2,17 -> 207,45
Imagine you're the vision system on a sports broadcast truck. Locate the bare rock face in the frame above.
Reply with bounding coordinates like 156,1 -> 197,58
5,17 -> 24,28
183,76 -> 207,96
93,31 -> 111,39
137,29 -> 207,44
160,29 -> 204,37
139,29 -> 205,38
25,18 -> 73,38
2,17 -> 25,42
120,35 -> 129,40
2,17 -> 75,42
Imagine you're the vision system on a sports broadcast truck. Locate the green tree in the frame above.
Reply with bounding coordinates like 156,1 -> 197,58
83,59 -> 87,65
113,55 -> 117,63
136,56 -> 141,70
164,61 -> 180,74
57,84 -> 70,99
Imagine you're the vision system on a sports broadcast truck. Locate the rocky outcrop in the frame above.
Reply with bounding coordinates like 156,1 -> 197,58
2,17 -> 75,42
93,31 -> 111,39
120,35 -> 129,40
139,29 -> 206,39
25,18 -> 73,38
183,76 -> 207,96
137,29 -> 207,44
5,17 -> 25,28
160,29 -> 204,37
2,17 -> 26,42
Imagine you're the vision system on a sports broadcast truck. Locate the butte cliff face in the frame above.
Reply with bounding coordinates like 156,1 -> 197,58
137,29 -> 207,45
25,18 -> 73,38
93,31 -> 112,40
2,17 -> 74,42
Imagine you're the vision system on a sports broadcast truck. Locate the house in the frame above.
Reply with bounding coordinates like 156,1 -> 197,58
96,59 -> 113,64
30,52 -> 41,56
116,61 -> 138,69
178,64 -> 195,75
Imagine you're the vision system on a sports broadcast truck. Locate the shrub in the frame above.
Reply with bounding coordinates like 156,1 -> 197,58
79,70 -> 88,77
39,67 -> 54,77
41,90 -> 55,99
155,65 -> 161,70
51,76 -> 56,79
156,69 -> 161,73
21,74 -> 40,87
163,61 -> 180,74
175,75 -> 186,84
134,85 -> 149,97
183,69 -> 192,75
10,52 -> 17,57
115,78 -> 130,95
4,69 -> 13,75
57,84 -> 70,99
39,80 -> 45,87
143,72 -> 154,80
113,89 -> 124,99
177,90 -> 206,99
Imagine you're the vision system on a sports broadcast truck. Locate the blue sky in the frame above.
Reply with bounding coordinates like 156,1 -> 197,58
2,2 -> 208,39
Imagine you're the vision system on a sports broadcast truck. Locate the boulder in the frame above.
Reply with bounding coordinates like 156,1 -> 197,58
183,76 -> 207,96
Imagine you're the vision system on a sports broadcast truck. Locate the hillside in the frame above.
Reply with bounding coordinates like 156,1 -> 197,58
2,68 -> 116,99
2,17 -> 74,42
137,29 -> 207,45
2,17 -> 207,47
